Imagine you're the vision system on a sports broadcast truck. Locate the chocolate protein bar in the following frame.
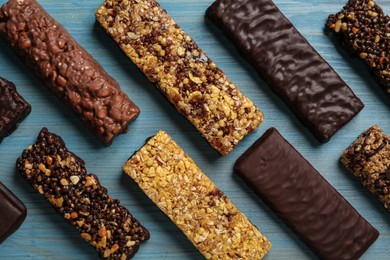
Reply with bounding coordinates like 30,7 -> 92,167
96,0 -> 264,155
327,0 -> 390,97
0,0 -> 140,145
341,125 -> 390,213
123,131 -> 271,259
0,77 -> 31,143
16,128 -> 150,259
234,128 -> 379,260
206,0 -> 364,142
0,182 -> 27,244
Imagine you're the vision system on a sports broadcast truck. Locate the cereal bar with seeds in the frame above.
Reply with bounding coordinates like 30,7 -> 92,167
0,77 -> 31,143
0,0 -> 140,145
123,130 -> 271,259
206,0 -> 364,142
341,125 -> 390,213
96,0 -> 264,155
327,0 -> 390,97
16,128 -> 150,259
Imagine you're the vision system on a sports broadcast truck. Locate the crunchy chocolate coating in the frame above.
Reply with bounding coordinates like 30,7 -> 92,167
327,0 -> 390,97
0,0 -> 140,145
234,128 -> 379,260
0,181 -> 27,244
0,77 -> 31,142
206,0 -> 364,142
16,128 -> 150,259
341,125 -> 390,213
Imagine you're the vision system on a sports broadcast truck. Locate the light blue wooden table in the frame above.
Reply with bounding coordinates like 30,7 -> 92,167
0,0 -> 389,259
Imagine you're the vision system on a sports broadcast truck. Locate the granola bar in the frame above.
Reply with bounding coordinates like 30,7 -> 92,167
340,125 -> 390,213
123,130 -> 271,259
327,0 -> 390,96
16,128 -> 150,259
0,77 -> 31,143
96,0 -> 264,155
0,0 -> 140,145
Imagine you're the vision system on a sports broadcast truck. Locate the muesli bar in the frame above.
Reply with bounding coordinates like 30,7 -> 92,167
0,0 -> 140,145
96,0 -> 264,155
16,128 -> 150,259
327,0 -> 390,96
0,77 -> 31,142
123,130 -> 271,259
340,125 -> 390,213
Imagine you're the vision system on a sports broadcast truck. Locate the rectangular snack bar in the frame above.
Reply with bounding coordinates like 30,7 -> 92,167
16,128 -> 150,259
327,0 -> 390,97
340,125 -> 390,213
123,131 -> 271,259
96,0 -> 264,155
0,182 -> 27,244
0,0 -> 140,145
206,0 -> 364,142
0,77 -> 31,143
234,128 -> 379,260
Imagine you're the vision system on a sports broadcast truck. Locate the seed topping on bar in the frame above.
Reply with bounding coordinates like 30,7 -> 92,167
16,128 -> 150,259
327,0 -> 390,96
96,0 -> 264,155
123,131 -> 271,259
341,125 -> 390,213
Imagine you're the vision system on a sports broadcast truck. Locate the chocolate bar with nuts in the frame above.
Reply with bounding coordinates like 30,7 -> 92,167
16,128 -> 150,259
234,128 -> 379,259
206,0 -> 364,142
327,0 -> 390,97
341,125 -> 390,213
0,0 -> 140,145
0,77 -> 31,143
0,182 -> 27,244
96,0 -> 264,155
123,131 -> 271,259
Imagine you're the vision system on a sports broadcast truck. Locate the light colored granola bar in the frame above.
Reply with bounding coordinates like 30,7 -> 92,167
96,0 -> 264,155
340,125 -> 390,213
123,130 -> 271,259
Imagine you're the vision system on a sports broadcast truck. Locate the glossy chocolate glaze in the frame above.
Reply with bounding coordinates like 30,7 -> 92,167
234,128 -> 379,260
206,0 -> 364,142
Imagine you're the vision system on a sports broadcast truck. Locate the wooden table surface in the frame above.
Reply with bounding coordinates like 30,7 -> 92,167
0,0 -> 389,259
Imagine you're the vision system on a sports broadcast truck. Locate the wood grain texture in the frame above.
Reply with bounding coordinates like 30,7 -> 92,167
0,0 -> 389,259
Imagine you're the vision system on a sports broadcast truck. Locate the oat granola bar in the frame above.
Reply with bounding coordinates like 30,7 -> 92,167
327,0 -> 390,96
0,0 -> 140,145
16,128 -> 150,259
206,0 -> 364,142
96,0 -> 264,155
123,130 -> 271,259
340,125 -> 390,213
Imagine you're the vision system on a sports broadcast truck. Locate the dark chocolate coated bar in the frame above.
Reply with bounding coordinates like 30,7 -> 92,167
234,128 -> 379,260
0,182 -> 27,244
0,77 -> 31,142
206,0 -> 364,142
16,128 -> 149,259
327,0 -> 390,97
0,0 -> 140,145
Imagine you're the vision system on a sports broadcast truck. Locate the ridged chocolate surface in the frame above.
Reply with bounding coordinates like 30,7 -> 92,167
0,0 -> 140,145
234,128 -> 379,260
206,0 -> 364,142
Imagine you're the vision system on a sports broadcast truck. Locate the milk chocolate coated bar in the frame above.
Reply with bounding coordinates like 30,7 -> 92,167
96,0 -> 264,155
341,125 -> 390,213
123,131 -> 271,259
16,128 -> 149,259
0,0 -> 140,145
327,0 -> 390,96
0,77 -> 31,142
235,128 -> 379,260
206,0 -> 364,142
0,182 -> 27,244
